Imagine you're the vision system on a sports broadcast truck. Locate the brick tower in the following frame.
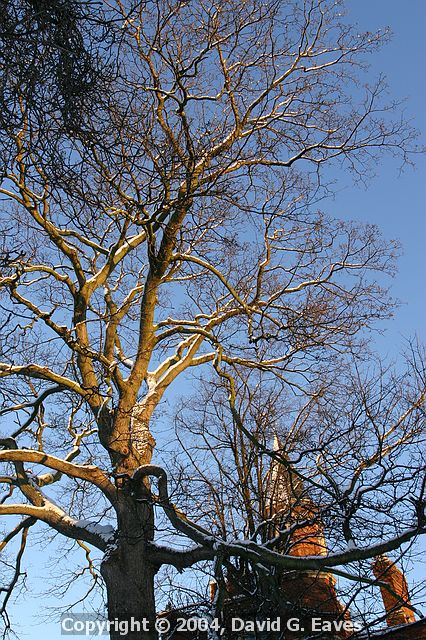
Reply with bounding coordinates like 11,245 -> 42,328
263,434 -> 352,638
372,555 -> 416,626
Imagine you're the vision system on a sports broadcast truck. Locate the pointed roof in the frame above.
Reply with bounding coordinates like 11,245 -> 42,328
264,434 -> 304,517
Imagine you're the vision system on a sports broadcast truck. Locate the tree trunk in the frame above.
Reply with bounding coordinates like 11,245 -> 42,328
99,406 -> 159,639
101,539 -> 159,640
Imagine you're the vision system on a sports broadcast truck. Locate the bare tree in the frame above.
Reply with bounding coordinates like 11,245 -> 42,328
0,1 -> 424,638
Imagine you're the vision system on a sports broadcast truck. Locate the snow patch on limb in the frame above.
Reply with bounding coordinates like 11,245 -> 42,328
75,520 -> 115,543
0,504 -> 113,550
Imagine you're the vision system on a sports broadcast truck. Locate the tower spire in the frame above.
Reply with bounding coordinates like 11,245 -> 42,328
264,433 -> 303,519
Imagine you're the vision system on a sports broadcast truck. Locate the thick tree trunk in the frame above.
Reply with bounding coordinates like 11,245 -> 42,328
101,539 -> 159,640
99,404 -> 159,639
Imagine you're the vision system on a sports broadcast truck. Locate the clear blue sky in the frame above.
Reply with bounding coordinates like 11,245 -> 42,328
7,2 -> 426,638
328,1 -> 426,350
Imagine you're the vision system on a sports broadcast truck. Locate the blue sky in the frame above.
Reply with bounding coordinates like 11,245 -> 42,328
6,2 -> 426,638
328,1 -> 426,351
